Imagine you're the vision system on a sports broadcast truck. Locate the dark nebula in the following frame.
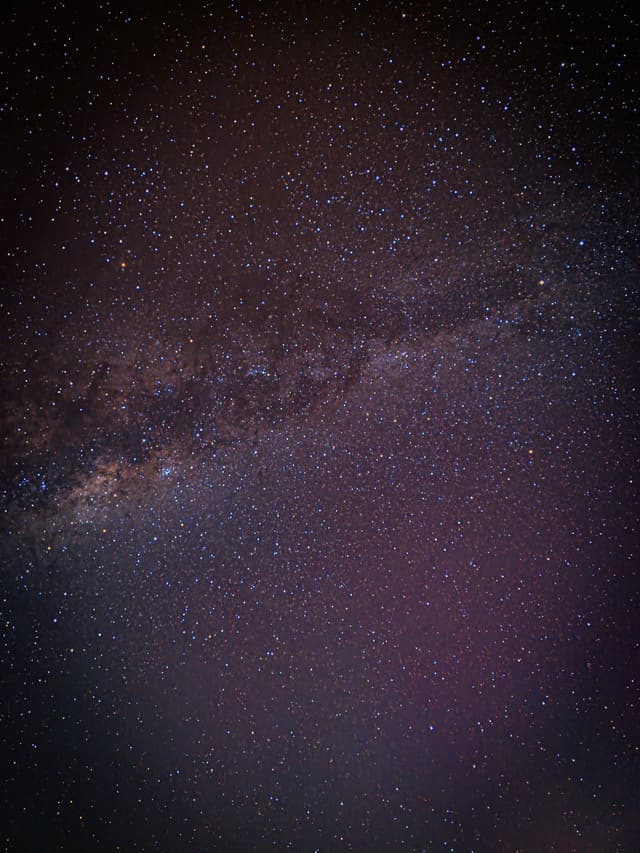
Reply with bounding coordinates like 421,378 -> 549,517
1,2 -> 639,851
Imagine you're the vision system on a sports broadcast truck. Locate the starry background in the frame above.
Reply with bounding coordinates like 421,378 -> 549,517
1,1 -> 639,851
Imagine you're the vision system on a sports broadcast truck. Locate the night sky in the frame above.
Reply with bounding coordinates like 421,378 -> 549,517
1,2 -> 639,851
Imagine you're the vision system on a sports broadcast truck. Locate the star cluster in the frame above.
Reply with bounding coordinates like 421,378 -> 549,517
1,2 -> 639,851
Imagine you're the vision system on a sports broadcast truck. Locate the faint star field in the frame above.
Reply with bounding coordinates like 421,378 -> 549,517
1,2 -> 639,851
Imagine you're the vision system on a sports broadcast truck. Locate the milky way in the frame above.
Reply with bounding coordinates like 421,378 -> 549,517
2,3 -> 639,851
